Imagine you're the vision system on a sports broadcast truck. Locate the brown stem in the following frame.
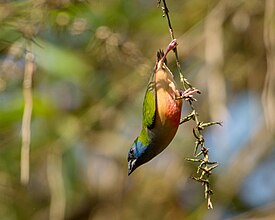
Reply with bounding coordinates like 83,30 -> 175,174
159,0 -> 220,209
21,42 -> 34,185
159,0 -> 193,90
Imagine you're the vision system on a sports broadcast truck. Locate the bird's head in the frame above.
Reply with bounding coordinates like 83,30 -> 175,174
128,138 -> 147,176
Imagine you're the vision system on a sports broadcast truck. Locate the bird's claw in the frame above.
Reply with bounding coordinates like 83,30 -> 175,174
176,88 -> 201,101
161,39 -> 178,63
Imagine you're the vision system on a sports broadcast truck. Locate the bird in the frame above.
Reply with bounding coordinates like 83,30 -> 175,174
128,39 -> 199,175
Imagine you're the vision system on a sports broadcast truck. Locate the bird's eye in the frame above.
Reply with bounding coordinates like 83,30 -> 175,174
130,148 -> 134,155
129,148 -> 135,159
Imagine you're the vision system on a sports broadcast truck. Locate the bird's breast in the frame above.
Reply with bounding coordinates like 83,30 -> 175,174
156,67 -> 182,128
151,66 -> 182,152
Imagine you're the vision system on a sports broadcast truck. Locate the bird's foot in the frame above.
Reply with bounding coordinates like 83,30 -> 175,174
161,39 -> 178,63
176,88 -> 201,101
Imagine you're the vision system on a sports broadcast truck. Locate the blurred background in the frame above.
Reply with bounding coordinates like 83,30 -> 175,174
0,0 -> 275,219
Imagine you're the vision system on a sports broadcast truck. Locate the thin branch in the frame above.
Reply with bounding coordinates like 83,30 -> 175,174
21,42 -> 34,185
158,0 -> 221,209
158,0 -> 192,90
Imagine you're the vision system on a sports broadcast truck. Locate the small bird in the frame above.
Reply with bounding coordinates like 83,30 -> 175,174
128,39 -> 198,175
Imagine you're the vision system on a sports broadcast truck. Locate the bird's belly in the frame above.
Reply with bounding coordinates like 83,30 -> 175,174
151,89 -> 182,154
157,86 -> 182,127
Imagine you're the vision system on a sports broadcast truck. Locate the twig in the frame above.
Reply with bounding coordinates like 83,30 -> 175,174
21,42 -> 35,185
158,0 -> 192,90
158,0 -> 221,209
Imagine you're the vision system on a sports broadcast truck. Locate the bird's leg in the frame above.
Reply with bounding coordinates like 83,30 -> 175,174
161,39 -> 178,63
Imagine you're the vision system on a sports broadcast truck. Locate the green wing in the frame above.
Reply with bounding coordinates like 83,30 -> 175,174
142,72 -> 156,129
142,50 -> 165,130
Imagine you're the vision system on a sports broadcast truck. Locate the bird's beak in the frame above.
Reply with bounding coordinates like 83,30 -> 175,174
128,159 -> 137,176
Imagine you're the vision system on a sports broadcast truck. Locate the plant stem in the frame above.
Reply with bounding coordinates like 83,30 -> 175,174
158,0 -> 221,209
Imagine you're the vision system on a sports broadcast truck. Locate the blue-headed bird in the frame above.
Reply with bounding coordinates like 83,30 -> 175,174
128,39 -> 198,175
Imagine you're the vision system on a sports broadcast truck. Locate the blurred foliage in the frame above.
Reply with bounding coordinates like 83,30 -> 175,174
0,0 -> 275,220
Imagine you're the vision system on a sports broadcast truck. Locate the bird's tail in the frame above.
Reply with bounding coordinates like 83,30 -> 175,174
156,50 -> 167,65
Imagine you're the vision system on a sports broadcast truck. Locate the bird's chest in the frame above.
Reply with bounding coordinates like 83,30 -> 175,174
144,66 -> 182,156
155,70 -> 182,129
149,78 -> 181,153
156,85 -> 182,128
